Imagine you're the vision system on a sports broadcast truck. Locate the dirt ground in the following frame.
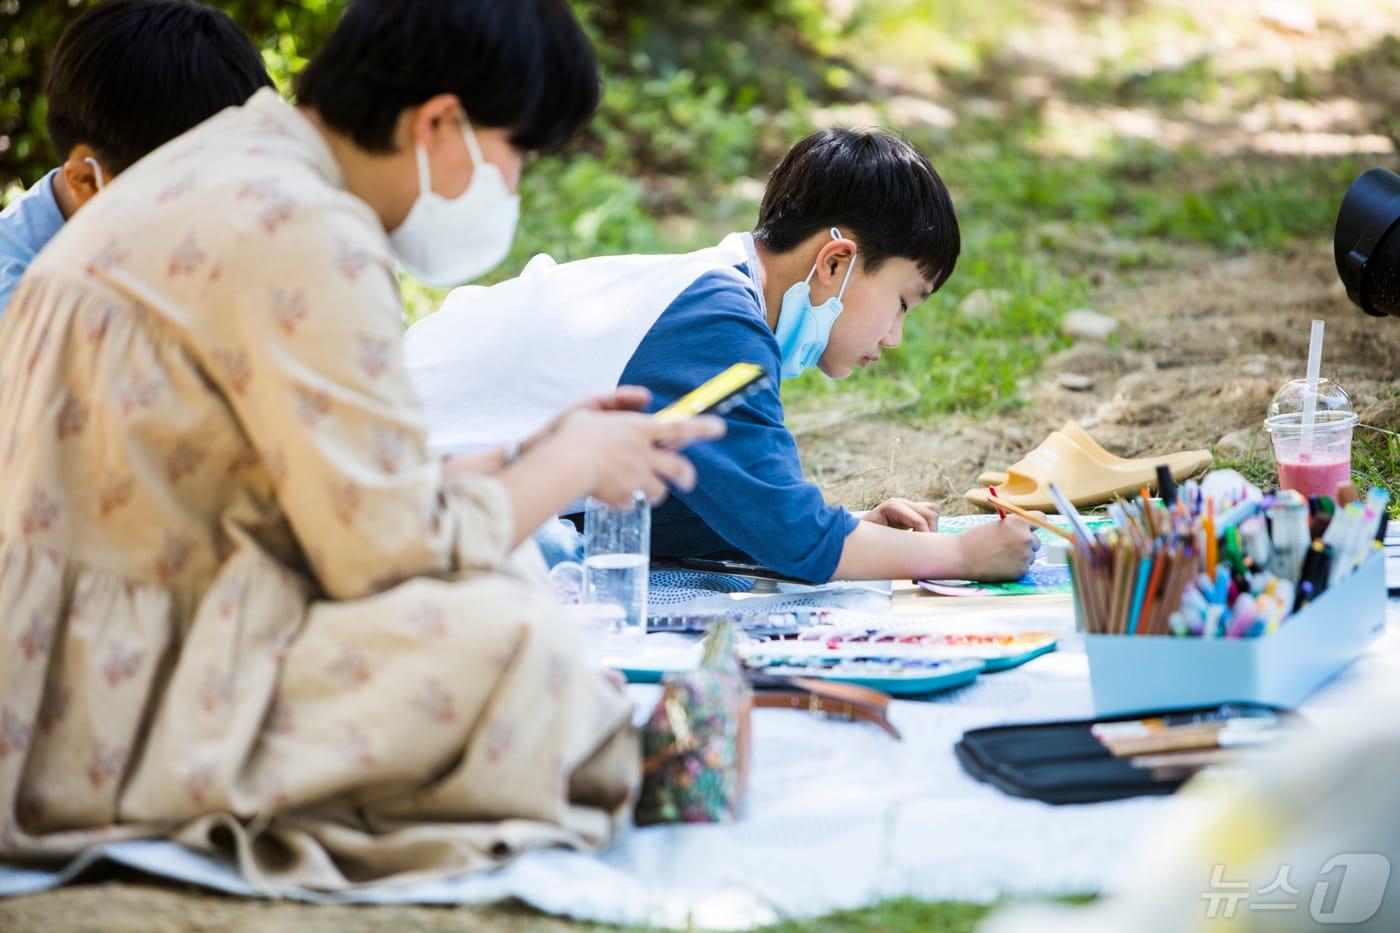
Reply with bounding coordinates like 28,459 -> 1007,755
0,879 -> 586,932
800,245 -> 1400,514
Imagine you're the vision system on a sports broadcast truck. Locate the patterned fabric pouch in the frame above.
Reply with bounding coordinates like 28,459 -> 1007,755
635,623 -> 751,824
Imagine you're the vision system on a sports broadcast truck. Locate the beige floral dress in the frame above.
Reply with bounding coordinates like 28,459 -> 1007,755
0,89 -> 638,889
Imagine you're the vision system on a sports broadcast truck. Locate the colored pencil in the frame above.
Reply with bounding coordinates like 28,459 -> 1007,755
1126,552 -> 1153,635
1134,540 -> 1168,635
1204,501 -> 1218,576
1106,542 -> 1127,633
983,497 -> 1073,541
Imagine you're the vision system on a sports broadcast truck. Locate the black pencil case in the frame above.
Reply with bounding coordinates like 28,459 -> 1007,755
954,702 -> 1291,805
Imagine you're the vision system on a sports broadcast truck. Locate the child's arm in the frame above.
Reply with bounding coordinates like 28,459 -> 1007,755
832,517 -> 1037,582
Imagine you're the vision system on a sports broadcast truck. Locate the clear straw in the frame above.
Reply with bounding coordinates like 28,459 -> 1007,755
1301,318 -> 1324,456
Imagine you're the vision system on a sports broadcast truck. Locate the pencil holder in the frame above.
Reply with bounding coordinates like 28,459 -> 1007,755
1083,553 -> 1386,715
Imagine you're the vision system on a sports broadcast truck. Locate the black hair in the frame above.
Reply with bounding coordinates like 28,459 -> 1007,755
754,128 -> 960,290
297,0 -> 600,155
46,0 -> 273,174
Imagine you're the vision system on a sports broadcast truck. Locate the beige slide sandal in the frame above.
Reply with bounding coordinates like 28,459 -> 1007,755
975,421 -> 1206,486
965,425 -> 1212,513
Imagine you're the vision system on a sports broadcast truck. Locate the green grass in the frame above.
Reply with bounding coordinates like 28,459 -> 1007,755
1119,155 -> 1371,250
1353,426 -> 1400,517
537,894 -> 1094,932
757,898 -> 994,932
840,0 -> 1034,75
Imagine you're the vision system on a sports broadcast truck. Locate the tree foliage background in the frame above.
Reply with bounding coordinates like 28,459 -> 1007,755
2,0 -> 848,259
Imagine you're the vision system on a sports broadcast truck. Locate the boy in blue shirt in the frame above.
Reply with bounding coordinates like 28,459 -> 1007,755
0,0 -> 272,313
409,128 -> 1037,584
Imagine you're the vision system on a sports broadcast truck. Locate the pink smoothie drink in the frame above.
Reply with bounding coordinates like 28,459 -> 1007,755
1266,409 -> 1356,501
1276,453 -> 1352,500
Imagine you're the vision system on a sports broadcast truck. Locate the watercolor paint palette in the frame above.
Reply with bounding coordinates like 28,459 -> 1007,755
613,624 -> 1057,692
742,656 -> 984,696
744,628 -> 1057,673
616,653 -> 985,697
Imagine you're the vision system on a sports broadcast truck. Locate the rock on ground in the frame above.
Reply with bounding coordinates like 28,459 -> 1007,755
1062,308 -> 1117,341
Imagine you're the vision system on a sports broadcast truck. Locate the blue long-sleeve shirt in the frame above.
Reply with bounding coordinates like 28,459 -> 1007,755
0,169 -> 66,315
618,264 -> 859,583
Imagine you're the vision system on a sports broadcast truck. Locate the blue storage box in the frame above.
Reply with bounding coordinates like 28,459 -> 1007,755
1084,553 -> 1387,715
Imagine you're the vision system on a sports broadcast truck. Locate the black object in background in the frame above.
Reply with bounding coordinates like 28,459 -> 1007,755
955,703 -> 1290,805
1335,167 -> 1400,318
667,557 -> 803,582
1155,463 -> 1178,508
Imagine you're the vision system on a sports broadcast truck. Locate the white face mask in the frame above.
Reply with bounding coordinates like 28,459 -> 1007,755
389,114 -> 521,287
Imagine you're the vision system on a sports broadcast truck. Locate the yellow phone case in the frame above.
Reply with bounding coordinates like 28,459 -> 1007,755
654,362 -> 766,423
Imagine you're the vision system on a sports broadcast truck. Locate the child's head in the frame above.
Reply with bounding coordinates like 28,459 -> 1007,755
45,0 -> 273,210
754,128 -> 960,379
297,0 -> 599,206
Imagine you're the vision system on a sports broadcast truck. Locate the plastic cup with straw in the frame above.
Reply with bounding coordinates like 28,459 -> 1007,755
1265,319 -> 1357,500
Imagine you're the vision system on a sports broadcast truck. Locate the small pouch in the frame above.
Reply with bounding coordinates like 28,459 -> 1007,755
636,623 -> 752,824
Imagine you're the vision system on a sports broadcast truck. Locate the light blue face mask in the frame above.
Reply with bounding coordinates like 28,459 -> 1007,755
773,227 -> 857,380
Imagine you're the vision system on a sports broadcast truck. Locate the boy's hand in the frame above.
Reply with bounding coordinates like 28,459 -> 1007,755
863,498 -> 940,532
954,516 -> 1039,581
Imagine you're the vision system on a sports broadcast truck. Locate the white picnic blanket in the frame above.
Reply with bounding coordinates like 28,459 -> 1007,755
4,598 -> 1397,929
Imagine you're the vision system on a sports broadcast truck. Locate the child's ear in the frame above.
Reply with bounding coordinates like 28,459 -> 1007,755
820,237 -> 858,280
60,145 -> 107,210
